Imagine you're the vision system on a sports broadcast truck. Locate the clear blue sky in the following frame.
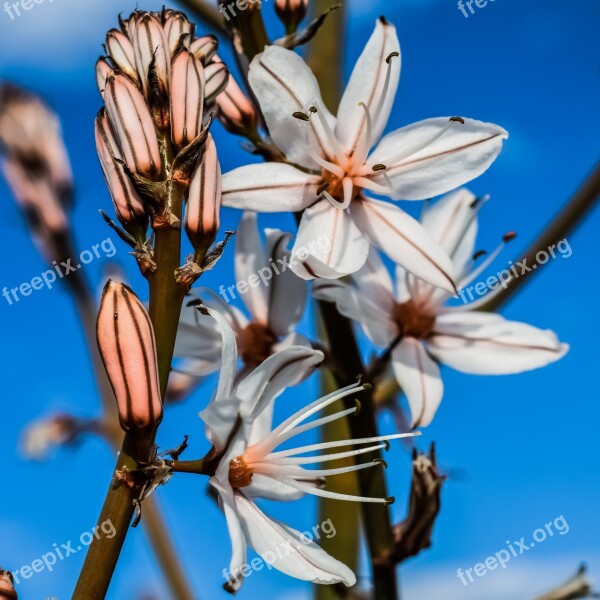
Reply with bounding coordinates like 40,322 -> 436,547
0,0 -> 599,598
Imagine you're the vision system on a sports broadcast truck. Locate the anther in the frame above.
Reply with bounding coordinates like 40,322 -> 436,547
317,181 -> 330,195
384,496 -> 396,505
383,440 -> 391,451
449,116 -> 465,124
372,164 -> 387,172
473,250 -> 487,260
309,106 -> 318,114
353,399 -> 362,416
503,231 -> 517,243
293,111 -> 310,121
386,51 -> 400,64
373,458 -> 388,469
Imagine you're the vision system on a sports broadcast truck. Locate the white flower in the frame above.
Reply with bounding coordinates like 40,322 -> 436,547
201,309 -> 417,592
221,18 -> 508,291
172,211 -> 309,382
314,189 -> 569,428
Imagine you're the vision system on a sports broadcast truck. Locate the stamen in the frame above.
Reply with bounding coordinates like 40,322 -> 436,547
355,102 -> 374,168
266,431 -> 420,460
265,443 -> 388,466
323,190 -> 345,209
252,459 -> 382,479
354,176 -> 393,196
310,152 -> 346,179
370,51 -> 400,142
337,177 -> 354,210
309,103 -> 346,165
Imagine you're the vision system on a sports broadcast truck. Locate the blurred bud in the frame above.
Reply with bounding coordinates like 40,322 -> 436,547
216,75 -> 257,135
130,12 -> 171,96
534,565 -> 599,600
204,62 -> 229,104
96,58 -> 115,96
165,365 -> 203,404
391,444 -> 445,564
190,35 -> 218,65
20,414 -> 83,461
275,0 -> 309,31
95,110 -> 148,240
97,281 -> 163,434
170,49 -> 205,149
0,570 -> 16,600
186,134 -> 221,254
163,9 -> 195,54
104,74 -> 162,179
105,29 -> 138,83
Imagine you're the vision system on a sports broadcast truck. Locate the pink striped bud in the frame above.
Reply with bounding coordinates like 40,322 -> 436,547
186,134 -> 221,253
0,570 -> 16,600
97,281 -> 163,434
204,62 -> 229,103
163,9 -> 195,54
105,29 -> 138,82
190,35 -> 218,65
275,0 -> 309,30
170,48 -> 205,149
96,57 -> 114,96
95,110 -> 148,239
216,75 -> 257,134
104,74 -> 162,179
130,12 -> 171,95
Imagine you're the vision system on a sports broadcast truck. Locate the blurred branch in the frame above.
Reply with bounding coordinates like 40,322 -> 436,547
176,0 -> 225,34
480,163 -> 600,312
533,565 -> 600,600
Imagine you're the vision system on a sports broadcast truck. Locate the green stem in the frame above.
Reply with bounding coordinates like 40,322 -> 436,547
72,182 -> 190,599
176,0 -> 225,34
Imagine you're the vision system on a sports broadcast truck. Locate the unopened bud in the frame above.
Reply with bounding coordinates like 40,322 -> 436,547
105,29 -> 138,82
170,49 -> 205,149
95,110 -> 148,240
163,9 -> 195,54
216,75 -> 257,134
0,570 -> 16,600
20,414 -> 82,461
204,62 -> 229,103
275,0 -> 309,32
96,57 -> 115,96
186,134 -> 221,255
190,35 -> 218,65
97,281 -> 163,434
104,74 -> 162,179
130,12 -> 171,97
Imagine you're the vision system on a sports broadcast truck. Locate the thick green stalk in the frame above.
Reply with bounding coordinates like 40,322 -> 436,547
176,0 -> 225,33
72,182 -> 190,599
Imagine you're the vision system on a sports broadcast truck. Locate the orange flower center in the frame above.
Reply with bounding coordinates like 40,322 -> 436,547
392,300 -> 437,339
237,322 -> 277,366
228,456 -> 253,488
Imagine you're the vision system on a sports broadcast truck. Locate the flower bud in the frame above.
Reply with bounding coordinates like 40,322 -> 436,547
104,74 -> 162,179
163,9 -> 195,54
275,0 -> 309,31
95,110 -> 148,239
186,134 -> 221,254
130,12 -> 171,95
0,570 -> 16,600
170,49 -> 205,149
204,61 -> 229,103
97,281 -> 163,434
105,29 -> 138,82
216,75 -> 257,134
20,414 -> 82,461
190,35 -> 218,65
96,57 -> 115,96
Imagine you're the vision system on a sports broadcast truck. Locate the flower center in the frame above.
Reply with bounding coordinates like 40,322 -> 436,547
392,300 -> 436,339
237,322 -> 278,366
228,456 -> 253,488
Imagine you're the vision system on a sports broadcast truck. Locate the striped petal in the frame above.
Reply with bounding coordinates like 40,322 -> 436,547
105,29 -> 138,82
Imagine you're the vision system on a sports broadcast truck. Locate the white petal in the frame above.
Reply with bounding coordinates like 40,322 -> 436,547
265,228 -> 307,337
235,212 -> 269,323
249,45 -> 337,169
428,311 -> 569,375
336,18 -> 401,154
421,189 -> 479,280
392,338 -> 443,428
211,478 -> 248,593
313,280 -> 397,347
290,201 -> 370,280
222,163 -> 320,212
244,473 -> 305,501
350,196 -> 456,294
234,491 -> 356,586
236,346 -> 324,445
369,117 -> 508,200
352,246 -> 395,312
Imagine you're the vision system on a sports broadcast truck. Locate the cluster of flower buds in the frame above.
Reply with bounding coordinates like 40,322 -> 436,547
94,9 -> 228,278
275,0 -> 309,33
0,570 -> 16,600
97,281 -> 163,437
0,83 -> 74,266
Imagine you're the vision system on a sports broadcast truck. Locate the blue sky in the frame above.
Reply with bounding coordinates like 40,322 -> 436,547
0,0 -> 599,598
